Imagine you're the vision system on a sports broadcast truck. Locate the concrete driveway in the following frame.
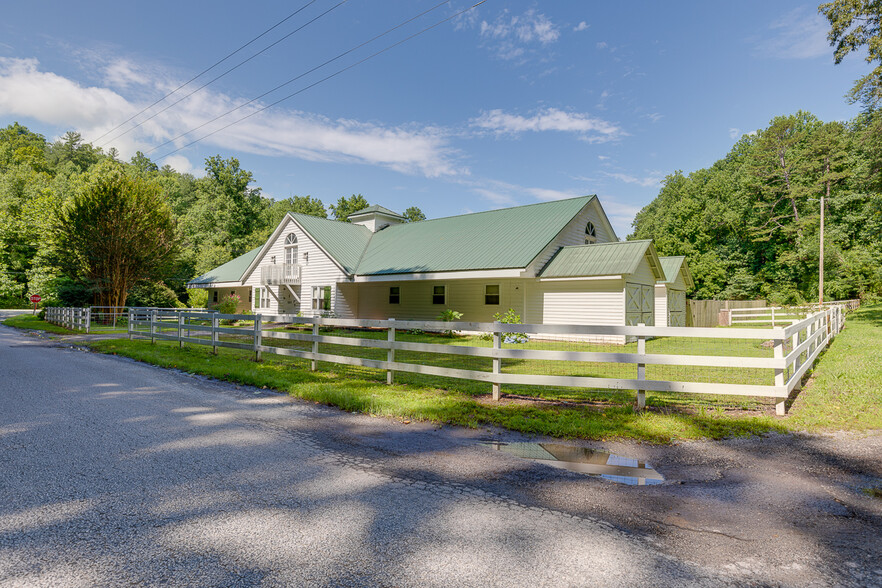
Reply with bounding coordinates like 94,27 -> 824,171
1,320 -> 880,586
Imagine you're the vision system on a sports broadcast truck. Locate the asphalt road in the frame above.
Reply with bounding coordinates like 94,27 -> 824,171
1,312 -> 880,587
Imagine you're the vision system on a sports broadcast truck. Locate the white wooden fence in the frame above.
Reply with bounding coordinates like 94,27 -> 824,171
125,306 -> 847,415
44,307 -> 90,332
730,299 -> 859,326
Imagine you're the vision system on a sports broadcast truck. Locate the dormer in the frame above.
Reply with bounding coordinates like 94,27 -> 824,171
347,205 -> 407,232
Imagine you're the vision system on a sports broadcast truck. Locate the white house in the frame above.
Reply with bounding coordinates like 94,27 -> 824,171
654,256 -> 694,327
188,196 -> 667,331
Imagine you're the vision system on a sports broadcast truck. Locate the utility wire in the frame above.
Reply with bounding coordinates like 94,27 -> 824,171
152,1 -> 486,161
91,0 -> 320,144
99,0 -> 348,148
145,0 -> 451,156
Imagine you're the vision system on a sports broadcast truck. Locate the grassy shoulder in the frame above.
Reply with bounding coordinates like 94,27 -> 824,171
786,303 -> 882,431
3,313 -> 79,334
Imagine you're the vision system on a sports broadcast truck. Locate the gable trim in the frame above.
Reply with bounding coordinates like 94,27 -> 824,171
241,214 -> 351,283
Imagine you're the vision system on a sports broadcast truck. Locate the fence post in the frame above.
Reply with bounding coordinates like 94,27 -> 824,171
128,309 -> 133,340
771,307 -> 776,328
211,314 -> 219,355
150,309 -> 157,344
386,318 -> 395,385
637,323 -> 646,410
492,323 -> 501,401
178,312 -> 184,349
253,314 -> 262,361
84,307 -> 90,334
774,337 -> 786,416
311,319 -> 319,371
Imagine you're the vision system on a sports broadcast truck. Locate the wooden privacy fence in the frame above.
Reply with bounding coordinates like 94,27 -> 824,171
127,305 -> 846,415
45,307 -> 90,332
686,299 -> 766,327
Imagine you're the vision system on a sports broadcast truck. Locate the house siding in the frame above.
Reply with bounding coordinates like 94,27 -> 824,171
654,284 -> 669,327
242,217 -> 351,317
205,286 -> 252,313
355,279 -> 525,322
525,278 -> 626,343
525,201 -> 616,277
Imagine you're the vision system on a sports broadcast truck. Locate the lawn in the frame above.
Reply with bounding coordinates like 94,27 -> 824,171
5,304 -> 879,441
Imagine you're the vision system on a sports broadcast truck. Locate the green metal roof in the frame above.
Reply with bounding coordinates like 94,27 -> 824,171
290,213 -> 372,274
658,255 -> 695,288
188,246 -> 262,286
348,205 -> 405,220
539,240 -> 658,278
353,196 -> 595,275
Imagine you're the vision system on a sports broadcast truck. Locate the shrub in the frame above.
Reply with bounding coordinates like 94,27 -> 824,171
216,293 -> 241,316
437,309 -> 463,337
127,280 -> 179,308
480,308 -> 529,344
187,288 -> 208,309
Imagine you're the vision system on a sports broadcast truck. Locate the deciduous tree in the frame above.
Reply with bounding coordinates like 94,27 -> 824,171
55,161 -> 180,309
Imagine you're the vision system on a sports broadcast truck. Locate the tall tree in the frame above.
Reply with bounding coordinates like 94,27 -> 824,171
402,206 -> 426,222
820,0 -> 882,108
182,156 -> 269,273
55,161 -> 179,308
329,194 -> 369,221
258,195 -> 327,241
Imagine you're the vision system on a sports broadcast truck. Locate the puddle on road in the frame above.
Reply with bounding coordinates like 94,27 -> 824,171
482,441 -> 664,486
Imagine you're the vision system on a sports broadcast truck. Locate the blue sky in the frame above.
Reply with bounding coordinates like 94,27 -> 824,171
0,1 -> 868,237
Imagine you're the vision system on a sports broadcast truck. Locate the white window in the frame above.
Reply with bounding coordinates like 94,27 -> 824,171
285,233 -> 298,265
432,285 -> 446,305
485,284 -> 500,305
585,221 -> 597,244
312,286 -> 332,312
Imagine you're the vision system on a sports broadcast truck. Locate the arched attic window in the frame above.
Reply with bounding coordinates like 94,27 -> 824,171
285,233 -> 298,265
585,221 -> 597,244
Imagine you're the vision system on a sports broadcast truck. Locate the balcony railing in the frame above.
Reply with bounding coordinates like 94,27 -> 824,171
261,263 -> 301,285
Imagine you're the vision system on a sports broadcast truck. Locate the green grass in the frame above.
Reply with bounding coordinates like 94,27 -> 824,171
8,306 -> 880,441
786,303 -> 882,431
2,313 -> 128,334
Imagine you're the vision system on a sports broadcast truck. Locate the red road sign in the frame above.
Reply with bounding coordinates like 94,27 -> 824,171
30,294 -> 41,304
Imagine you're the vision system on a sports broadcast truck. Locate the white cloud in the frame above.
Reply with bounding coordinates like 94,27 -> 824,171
754,7 -> 830,59
602,170 -> 665,188
471,108 -> 622,142
526,187 -> 579,201
729,127 -> 741,140
160,154 -> 199,176
0,57 -> 461,178
573,21 -> 589,32
472,187 -> 518,206
479,9 -> 560,60
644,112 -> 663,123
103,58 -> 150,89
596,41 -> 608,50
597,155 -> 610,161
0,57 -> 131,128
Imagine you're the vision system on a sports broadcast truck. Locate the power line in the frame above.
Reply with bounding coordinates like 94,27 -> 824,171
152,1 -> 487,161
99,0 -> 350,148
145,0 -> 451,156
91,0 -> 320,145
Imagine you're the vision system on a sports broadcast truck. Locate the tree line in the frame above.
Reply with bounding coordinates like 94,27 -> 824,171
0,124 -> 425,308
629,110 -> 882,303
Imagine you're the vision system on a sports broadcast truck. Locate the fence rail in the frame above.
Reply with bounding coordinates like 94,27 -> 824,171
123,305 -> 847,415
730,299 -> 860,326
44,306 -> 91,332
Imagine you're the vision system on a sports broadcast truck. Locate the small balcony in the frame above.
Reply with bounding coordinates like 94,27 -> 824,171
261,263 -> 301,285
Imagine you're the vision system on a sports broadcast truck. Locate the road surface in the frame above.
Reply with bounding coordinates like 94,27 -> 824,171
1,314 -> 880,586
